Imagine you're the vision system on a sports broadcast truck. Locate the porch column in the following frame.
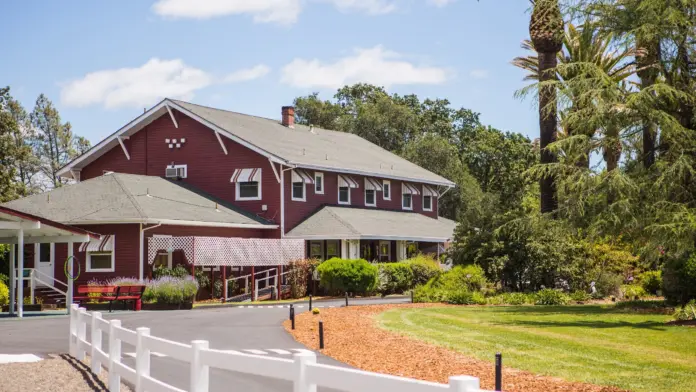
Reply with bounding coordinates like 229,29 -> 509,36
9,244 -> 15,316
17,228 -> 24,318
396,241 -> 407,261
341,240 -> 348,259
67,242 -> 74,313
348,240 -> 359,259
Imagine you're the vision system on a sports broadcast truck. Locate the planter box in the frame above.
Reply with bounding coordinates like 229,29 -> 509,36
142,302 -> 193,311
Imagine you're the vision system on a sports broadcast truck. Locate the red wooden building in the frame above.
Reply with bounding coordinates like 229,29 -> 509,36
1,99 -> 456,298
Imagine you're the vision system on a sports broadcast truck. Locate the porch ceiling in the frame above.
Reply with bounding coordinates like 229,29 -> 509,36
0,206 -> 98,244
285,206 -> 457,243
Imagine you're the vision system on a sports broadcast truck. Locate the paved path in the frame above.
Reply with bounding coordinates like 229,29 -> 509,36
0,296 -> 410,391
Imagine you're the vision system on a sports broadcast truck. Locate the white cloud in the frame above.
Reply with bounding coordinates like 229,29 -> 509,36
152,0 -> 301,24
224,64 -> 271,83
427,0 -> 455,7
61,59 -> 269,109
320,0 -> 397,15
281,46 -> 450,89
469,69 -> 489,79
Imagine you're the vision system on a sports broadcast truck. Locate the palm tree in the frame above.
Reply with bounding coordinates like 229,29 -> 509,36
529,0 -> 564,214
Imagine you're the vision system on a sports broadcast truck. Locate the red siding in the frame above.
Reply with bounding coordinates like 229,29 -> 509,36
284,171 -> 438,232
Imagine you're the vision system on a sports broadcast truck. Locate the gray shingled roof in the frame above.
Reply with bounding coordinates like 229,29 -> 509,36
285,206 -> 457,242
1,173 -> 276,228
170,100 -> 454,186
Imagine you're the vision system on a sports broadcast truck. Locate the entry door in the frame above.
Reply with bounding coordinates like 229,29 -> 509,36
34,243 -> 55,286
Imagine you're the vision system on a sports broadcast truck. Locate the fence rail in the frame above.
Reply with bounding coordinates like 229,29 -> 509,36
69,304 -> 488,392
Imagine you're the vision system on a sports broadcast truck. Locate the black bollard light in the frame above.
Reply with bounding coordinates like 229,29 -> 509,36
290,304 -> 295,330
345,292 -> 349,307
309,294 -> 312,310
319,320 -> 325,349
411,290 -> 414,303
495,353 -> 502,391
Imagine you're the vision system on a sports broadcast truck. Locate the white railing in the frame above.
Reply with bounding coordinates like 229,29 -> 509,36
223,273 -> 252,302
69,304 -> 486,392
29,269 -> 69,306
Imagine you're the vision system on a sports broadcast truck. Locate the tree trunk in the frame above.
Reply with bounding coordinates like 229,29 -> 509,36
636,37 -> 659,168
538,51 -> 559,214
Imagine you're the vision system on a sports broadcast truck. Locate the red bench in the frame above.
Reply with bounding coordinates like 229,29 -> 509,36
74,285 -> 146,312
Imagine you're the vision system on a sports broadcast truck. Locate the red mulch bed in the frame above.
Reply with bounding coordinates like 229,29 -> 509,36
284,304 -> 627,392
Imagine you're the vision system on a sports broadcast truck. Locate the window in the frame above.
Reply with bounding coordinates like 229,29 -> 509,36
315,172 -> 324,194
153,235 -> 172,269
87,252 -> 115,272
292,181 -> 306,201
338,185 -> 350,205
383,180 -> 391,200
365,189 -> 376,206
310,241 -> 324,260
165,164 -> 187,179
423,195 -> 433,211
379,241 -> 391,262
402,193 -> 413,210
236,181 -> 261,200
326,240 -> 340,259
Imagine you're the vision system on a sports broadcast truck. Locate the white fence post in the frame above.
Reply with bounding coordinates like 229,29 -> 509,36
190,340 -> 209,392
293,351 -> 317,392
448,376 -> 480,392
77,308 -> 87,360
135,327 -> 151,392
91,312 -> 103,373
108,320 -> 122,392
69,304 -> 79,357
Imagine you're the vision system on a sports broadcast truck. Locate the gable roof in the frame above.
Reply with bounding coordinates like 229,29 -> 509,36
285,205 -> 457,242
57,99 -> 455,187
1,173 -> 276,229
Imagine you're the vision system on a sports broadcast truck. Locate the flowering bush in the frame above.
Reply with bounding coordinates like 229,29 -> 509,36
0,280 -> 8,306
142,276 -> 198,305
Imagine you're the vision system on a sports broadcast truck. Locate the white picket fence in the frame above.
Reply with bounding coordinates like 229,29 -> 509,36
69,304 -> 487,392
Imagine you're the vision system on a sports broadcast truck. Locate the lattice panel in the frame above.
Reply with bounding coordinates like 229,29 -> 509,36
147,236 -> 304,266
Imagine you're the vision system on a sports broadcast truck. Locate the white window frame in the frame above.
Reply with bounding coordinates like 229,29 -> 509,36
314,172 -> 324,194
292,180 -> 306,202
236,180 -> 262,201
86,251 -> 116,273
165,164 -> 187,179
338,183 -> 351,205
383,180 -> 391,200
402,184 -> 413,210
422,194 -> 433,211
364,178 -> 377,207
379,241 -> 391,262
153,235 -> 173,268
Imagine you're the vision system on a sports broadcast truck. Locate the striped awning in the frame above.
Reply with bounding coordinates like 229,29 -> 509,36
291,169 -> 314,184
79,235 -> 114,253
338,175 -> 359,189
402,183 -> 420,195
230,168 -> 261,183
422,185 -> 438,197
364,178 -> 382,191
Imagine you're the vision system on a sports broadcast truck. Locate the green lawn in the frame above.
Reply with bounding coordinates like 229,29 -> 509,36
378,305 -> 696,392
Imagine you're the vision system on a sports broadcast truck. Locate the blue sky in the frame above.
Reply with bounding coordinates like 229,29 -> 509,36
2,0 -> 536,145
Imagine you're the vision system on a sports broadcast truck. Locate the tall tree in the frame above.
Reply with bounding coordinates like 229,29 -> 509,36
0,87 -> 23,201
529,0 -> 564,214
5,93 -> 40,195
30,94 -> 89,188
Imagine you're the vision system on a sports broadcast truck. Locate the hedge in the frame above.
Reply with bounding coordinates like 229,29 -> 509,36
317,258 -> 378,295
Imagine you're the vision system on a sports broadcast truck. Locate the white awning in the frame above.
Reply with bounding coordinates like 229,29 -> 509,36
79,235 -> 113,252
291,169 -> 314,184
338,175 -> 359,189
364,178 -> 382,191
422,185 -> 438,197
402,183 -> 420,195
230,168 -> 261,183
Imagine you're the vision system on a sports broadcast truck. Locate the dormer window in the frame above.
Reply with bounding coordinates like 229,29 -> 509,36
231,168 -> 262,201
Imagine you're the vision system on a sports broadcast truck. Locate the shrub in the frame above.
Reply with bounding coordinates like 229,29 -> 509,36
0,280 -> 8,306
317,258 -> 378,295
620,285 -> 646,300
286,259 -> 320,299
534,289 -> 570,305
638,270 -> 662,295
662,253 -> 696,306
427,265 -> 488,292
402,255 -> 441,286
486,292 -> 534,305
570,290 -> 591,302
446,289 -> 486,305
0,273 -> 8,286
594,273 -> 623,298
106,277 -> 144,286
377,263 -> 414,295
142,276 -> 198,304
153,265 -> 189,279
673,300 -> 696,321
312,308 -> 320,315
413,285 -> 446,303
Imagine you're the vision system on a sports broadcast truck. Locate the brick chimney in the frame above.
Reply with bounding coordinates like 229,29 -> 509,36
281,106 -> 295,128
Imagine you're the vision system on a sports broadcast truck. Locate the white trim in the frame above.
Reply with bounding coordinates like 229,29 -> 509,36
422,194 -> 433,212
34,242 -> 55,284
269,159 -> 280,183
215,131 -> 228,155
86,251 -> 115,273
291,180 -> 306,202
401,184 -> 413,210
286,234 -> 450,242
65,219 -> 277,229
364,179 -> 377,207
382,180 -> 391,200
338,183 -> 351,205
235,180 -> 262,201
0,235 -> 91,244
314,172 -> 324,194
0,221 -> 41,230
293,163 -> 455,188
166,104 -> 179,128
